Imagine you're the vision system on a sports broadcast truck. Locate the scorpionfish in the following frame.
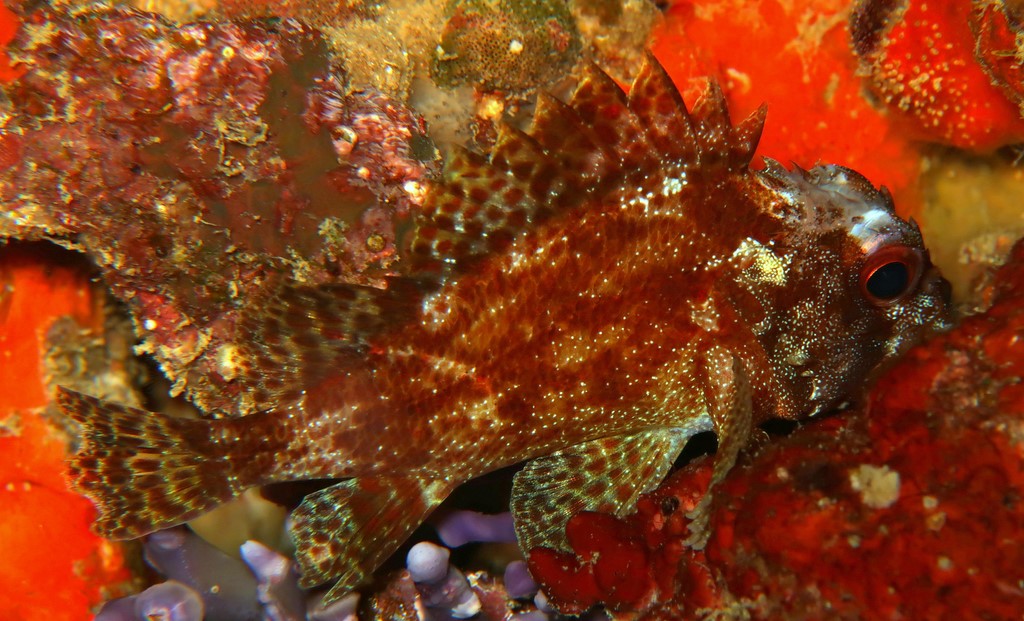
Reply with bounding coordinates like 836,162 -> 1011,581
60,53 -> 951,604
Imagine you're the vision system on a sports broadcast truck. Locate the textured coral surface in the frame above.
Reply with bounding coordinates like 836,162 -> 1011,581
851,0 -> 1024,151
0,3 -> 436,417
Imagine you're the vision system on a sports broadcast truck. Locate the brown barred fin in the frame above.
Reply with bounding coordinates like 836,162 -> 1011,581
291,475 -> 453,605
689,80 -> 768,172
410,51 -> 768,275
511,429 -> 687,556
234,278 -> 422,411
490,124 -> 561,220
60,388 -> 251,539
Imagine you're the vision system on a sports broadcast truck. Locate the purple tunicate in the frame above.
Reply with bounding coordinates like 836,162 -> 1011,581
94,595 -> 138,621
407,541 -> 481,619
239,540 -> 306,621
407,541 -> 451,584
134,581 -> 204,621
435,511 -> 517,548
534,590 -> 555,614
445,583 -> 482,620
307,592 -> 360,621
503,561 -> 539,600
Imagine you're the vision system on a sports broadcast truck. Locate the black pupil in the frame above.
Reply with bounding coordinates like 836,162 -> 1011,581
866,261 -> 909,300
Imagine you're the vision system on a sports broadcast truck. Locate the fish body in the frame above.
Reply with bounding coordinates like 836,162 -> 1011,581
61,53 -> 951,604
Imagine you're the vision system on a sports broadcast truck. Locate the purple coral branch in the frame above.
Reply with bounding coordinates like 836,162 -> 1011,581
503,561 -> 539,600
435,511 -> 517,548
407,541 -> 482,619
240,540 -> 306,621
95,581 -> 204,621
144,528 -> 263,620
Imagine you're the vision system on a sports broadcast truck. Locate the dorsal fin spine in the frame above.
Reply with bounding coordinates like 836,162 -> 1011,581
492,124 -> 557,184
731,104 -> 768,169
572,62 -> 654,169
628,50 -> 700,164
529,92 -> 611,189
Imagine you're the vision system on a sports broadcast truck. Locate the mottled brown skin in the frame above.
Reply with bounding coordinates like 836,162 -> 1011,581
60,53 -> 951,606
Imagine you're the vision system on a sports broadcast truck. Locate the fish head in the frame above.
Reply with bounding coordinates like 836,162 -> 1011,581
738,161 -> 952,419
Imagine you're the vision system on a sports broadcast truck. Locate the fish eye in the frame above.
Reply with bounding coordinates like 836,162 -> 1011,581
867,262 -> 908,299
860,245 -> 923,305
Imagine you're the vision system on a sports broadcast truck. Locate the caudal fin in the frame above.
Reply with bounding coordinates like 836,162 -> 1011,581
58,388 -> 246,540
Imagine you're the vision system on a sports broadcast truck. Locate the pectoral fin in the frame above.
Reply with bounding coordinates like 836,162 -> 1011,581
685,345 -> 753,549
510,429 -> 687,556
290,474 -> 452,604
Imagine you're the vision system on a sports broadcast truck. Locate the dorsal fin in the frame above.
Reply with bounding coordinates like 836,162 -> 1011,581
627,50 -> 699,164
731,103 -> 768,168
409,52 -> 768,276
688,80 -> 767,172
529,93 -> 613,186
571,62 -> 651,169
232,278 -> 422,411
